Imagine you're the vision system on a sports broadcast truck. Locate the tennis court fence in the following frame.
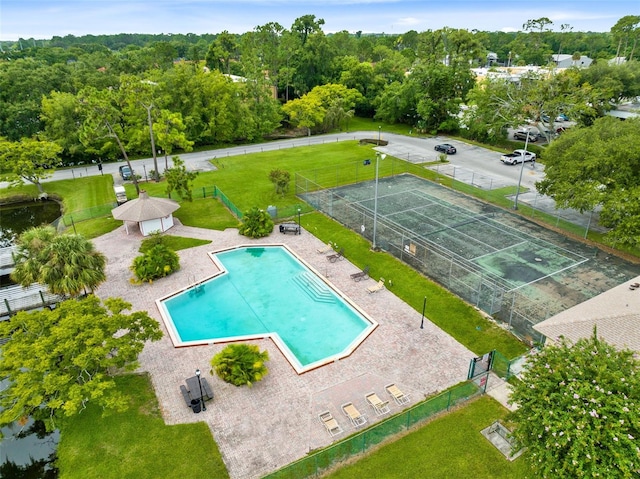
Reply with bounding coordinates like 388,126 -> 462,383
296,167 -> 558,344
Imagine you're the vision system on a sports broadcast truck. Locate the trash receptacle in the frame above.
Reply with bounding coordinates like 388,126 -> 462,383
190,398 -> 202,413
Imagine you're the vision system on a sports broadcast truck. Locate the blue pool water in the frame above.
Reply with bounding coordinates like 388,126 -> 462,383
159,246 -> 375,371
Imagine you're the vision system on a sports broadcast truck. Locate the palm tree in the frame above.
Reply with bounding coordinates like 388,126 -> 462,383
40,234 -> 106,296
11,226 -> 106,297
10,226 -> 58,285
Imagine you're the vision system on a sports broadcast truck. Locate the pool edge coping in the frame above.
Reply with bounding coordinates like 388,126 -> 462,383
155,243 -> 379,375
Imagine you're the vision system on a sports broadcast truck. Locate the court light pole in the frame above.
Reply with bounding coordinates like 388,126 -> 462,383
512,128 -> 531,210
372,152 -> 387,250
195,368 -> 206,411
297,207 -> 301,234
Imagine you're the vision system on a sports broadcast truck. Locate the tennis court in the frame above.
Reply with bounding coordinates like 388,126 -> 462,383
343,184 -> 587,291
298,172 -> 640,343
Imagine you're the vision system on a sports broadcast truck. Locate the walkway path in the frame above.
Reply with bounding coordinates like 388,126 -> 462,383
92,222 -> 477,479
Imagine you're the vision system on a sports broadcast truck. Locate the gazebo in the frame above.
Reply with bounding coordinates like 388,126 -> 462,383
111,190 -> 180,236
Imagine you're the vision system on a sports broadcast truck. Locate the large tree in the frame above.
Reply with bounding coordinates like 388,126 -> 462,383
0,136 -> 62,192
509,330 -> 640,478
11,226 -> 107,296
0,296 -> 162,432
537,116 -> 640,247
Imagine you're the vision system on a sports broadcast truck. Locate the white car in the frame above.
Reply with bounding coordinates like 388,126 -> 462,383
500,149 -> 537,165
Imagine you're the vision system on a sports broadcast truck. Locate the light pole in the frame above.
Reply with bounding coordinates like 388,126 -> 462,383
512,128 -> 531,210
195,369 -> 206,411
372,152 -> 386,250
378,125 -> 381,145
297,207 -> 301,235
420,296 -> 426,329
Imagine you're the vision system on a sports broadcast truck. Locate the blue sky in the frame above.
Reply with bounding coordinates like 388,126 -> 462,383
1,0 -> 637,41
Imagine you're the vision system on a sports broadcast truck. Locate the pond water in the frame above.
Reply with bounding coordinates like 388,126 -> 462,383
0,200 -> 61,247
0,378 -> 59,478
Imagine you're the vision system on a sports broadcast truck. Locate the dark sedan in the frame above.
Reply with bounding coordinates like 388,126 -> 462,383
434,143 -> 456,154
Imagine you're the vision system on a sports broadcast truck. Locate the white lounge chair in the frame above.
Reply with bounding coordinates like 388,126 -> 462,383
367,278 -> 385,294
385,383 -> 410,405
341,402 -> 367,428
365,392 -> 390,416
317,243 -> 334,254
319,411 -> 343,437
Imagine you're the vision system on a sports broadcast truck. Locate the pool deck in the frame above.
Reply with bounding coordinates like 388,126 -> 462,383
93,221 -> 475,479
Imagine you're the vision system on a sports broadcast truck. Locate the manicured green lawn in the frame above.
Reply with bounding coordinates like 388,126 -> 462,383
135,141 -> 387,216
57,374 -> 228,479
139,234 -> 211,252
322,396 -> 530,479
0,175 -> 115,211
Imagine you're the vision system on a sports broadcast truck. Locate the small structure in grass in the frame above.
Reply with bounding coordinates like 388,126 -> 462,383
111,190 -> 179,236
481,420 -> 524,461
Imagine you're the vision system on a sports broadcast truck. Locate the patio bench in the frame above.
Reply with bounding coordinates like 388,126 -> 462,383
279,223 -> 300,235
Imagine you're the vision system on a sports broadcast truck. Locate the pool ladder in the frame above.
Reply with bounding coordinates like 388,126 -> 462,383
187,274 -> 205,296
291,272 -> 334,303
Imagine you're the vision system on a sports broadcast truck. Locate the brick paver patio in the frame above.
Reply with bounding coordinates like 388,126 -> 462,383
93,221 -> 474,479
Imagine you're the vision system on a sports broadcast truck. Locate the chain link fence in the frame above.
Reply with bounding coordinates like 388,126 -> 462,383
295,164 -> 640,346
263,380 -> 484,479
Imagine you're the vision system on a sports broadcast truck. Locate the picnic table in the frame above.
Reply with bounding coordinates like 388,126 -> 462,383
180,376 -> 214,413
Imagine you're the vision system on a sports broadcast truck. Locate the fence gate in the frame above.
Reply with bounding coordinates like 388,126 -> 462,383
467,350 -> 494,379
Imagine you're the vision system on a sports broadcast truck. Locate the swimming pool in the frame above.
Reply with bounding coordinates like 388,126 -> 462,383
156,245 -> 377,373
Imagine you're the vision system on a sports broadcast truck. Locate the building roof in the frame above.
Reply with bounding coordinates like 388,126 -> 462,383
111,190 -> 179,222
534,276 -> 640,351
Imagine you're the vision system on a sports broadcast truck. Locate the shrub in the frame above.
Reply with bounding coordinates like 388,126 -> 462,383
130,243 -> 180,283
210,344 -> 269,387
238,206 -> 274,238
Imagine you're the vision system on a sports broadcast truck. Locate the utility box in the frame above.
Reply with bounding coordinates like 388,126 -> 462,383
114,185 -> 127,204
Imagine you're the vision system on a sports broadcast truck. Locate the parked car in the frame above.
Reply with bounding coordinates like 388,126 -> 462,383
434,143 -> 456,154
119,165 -> 133,180
513,130 -> 538,142
500,149 -> 537,165
556,113 -> 569,122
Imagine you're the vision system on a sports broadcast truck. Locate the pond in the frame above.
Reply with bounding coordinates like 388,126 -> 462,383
0,378 -> 59,478
0,200 -> 61,247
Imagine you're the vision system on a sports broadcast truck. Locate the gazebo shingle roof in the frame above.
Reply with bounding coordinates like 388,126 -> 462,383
112,190 -> 179,222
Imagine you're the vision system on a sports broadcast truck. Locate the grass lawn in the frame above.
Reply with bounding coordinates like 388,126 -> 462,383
139,234 -> 211,252
322,396 -> 530,479
133,141 -> 387,216
0,175 -> 115,212
57,373 -> 228,479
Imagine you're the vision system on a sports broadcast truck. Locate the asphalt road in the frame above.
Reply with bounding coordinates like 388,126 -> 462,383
2,130 -> 601,231
11,131 -> 542,191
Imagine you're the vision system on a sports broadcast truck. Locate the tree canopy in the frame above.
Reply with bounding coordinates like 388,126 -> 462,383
0,296 -> 163,432
0,136 -> 62,192
537,117 -> 640,247
509,330 -> 640,478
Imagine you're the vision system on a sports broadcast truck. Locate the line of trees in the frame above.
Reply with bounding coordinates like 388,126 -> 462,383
2,15 -> 640,246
